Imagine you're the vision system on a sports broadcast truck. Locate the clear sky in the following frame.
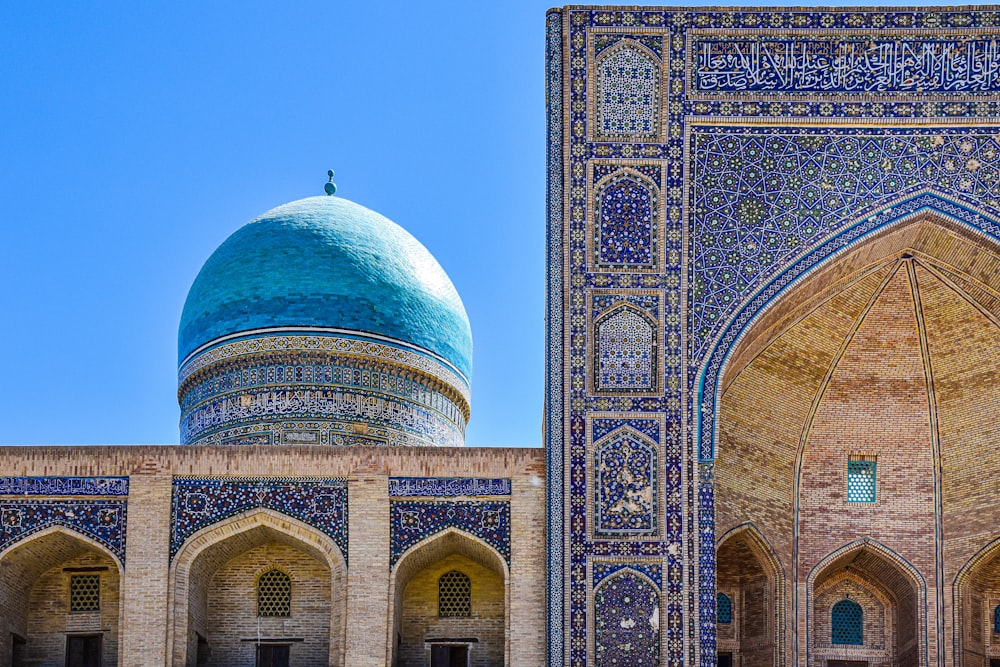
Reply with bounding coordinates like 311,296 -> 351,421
0,1 -> 931,446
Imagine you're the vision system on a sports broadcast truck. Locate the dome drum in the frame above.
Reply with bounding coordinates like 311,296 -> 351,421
178,331 -> 469,447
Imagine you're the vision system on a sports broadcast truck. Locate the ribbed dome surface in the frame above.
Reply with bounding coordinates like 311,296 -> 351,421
179,196 -> 472,380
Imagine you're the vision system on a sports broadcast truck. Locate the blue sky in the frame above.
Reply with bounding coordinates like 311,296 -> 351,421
0,2 -> 560,446
0,1 -> 931,446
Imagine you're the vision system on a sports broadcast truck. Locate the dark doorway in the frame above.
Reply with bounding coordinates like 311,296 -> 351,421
827,661 -> 867,667
11,634 -> 26,667
990,660 -> 1000,667
65,635 -> 101,667
718,652 -> 733,667
431,644 -> 469,667
256,643 -> 290,667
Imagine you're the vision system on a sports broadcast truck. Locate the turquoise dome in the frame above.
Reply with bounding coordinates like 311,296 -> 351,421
179,196 -> 472,380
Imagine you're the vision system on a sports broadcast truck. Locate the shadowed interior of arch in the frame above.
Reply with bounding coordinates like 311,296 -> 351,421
0,529 -> 122,667
390,530 -> 508,667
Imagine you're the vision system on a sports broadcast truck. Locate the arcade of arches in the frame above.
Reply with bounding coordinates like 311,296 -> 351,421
715,217 -> 1000,666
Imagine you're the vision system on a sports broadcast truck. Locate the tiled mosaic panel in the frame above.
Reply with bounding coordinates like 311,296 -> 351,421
596,172 -> 657,268
596,42 -> 661,139
594,570 -> 660,667
0,477 -> 128,496
550,7 -> 1000,665
595,431 -> 657,536
691,127 -> 1000,361
388,477 -> 511,497
593,560 -> 661,588
389,501 -> 510,566
0,500 -> 127,564
170,477 -> 348,562
596,307 -> 656,392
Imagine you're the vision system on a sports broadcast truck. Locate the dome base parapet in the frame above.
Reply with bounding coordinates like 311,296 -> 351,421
184,419 -> 452,448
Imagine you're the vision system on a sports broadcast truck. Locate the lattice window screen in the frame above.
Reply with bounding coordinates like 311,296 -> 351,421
257,570 -> 291,617
717,593 -> 732,624
847,457 -> 876,503
69,574 -> 101,612
831,599 -> 863,645
994,604 -> 1000,634
438,570 -> 471,617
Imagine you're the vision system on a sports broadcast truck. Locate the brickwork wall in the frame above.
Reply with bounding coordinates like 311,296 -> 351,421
23,550 -> 120,667
200,543 -> 331,667
812,575 -> 888,663
0,445 -> 545,667
716,534 -> 774,667
396,553 -> 504,667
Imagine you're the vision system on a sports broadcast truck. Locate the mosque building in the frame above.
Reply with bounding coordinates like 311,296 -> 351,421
4,5 -> 1000,667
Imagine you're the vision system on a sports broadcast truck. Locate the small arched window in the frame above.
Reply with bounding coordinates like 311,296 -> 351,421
831,599 -> 863,645
257,569 -> 291,617
438,570 -> 471,617
994,604 -> 1000,634
717,593 -> 732,624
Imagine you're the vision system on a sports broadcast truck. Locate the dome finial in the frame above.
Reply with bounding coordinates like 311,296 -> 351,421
324,169 -> 337,196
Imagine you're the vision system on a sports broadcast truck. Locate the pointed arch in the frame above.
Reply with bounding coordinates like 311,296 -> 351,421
716,522 -> 786,667
388,527 -> 509,667
166,507 -> 347,667
593,39 -> 662,141
593,302 -> 658,393
806,538 -> 928,667
699,190 -> 1000,462
592,167 -> 660,271
952,533 -> 1000,665
592,425 -> 658,537
0,525 -> 125,667
593,567 -> 660,667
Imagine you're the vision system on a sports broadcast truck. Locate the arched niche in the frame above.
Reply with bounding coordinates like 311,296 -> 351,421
388,527 -> 509,667
716,524 -> 784,667
592,568 -> 660,667
593,39 -> 661,141
166,508 -> 347,667
0,526 -> 124,667
954,535 -> 1000,666
807,540 -> 925,667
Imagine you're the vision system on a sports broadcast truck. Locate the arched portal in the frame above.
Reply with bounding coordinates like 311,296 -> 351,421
167,508 -> 347,667
388,528 -> 509,667
807,541 -> 925,667
0,526 -> 123,667
716,524 -> 784,667
711,209 -> 1000,665
954,536 -> 1000,666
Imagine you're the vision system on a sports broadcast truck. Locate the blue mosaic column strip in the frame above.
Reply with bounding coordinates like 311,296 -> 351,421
388,477 -> 511,497
544,9 -> 567,667
169,477 -> 348,564
389,500 -> 510,567
0,476 -> 129,496
0,499 -> 127,565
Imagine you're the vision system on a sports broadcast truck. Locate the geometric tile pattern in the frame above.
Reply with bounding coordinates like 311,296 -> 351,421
595,43 -> 660,140
596,307 -> 656,392
169,477 -> 348,563
594,569 -> 660,667
0,499 -> 127,565
390,500 -> 510,566
548,7 -> 1000,667
595,430 -> 657,536
595,171 -> 657,268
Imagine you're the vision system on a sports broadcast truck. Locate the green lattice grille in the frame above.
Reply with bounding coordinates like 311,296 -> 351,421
717,593 -> 732,624
257,570 -> 291,617
831,599 -> 863,645
69,575 -> 100,612
847,458 -> 876,503
438,570 -> 471,617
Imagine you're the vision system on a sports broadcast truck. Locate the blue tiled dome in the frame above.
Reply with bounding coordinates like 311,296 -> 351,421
179,196 -> 472,380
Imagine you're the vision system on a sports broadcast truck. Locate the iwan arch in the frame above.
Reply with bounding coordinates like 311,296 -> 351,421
6,5 -> 1000,667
